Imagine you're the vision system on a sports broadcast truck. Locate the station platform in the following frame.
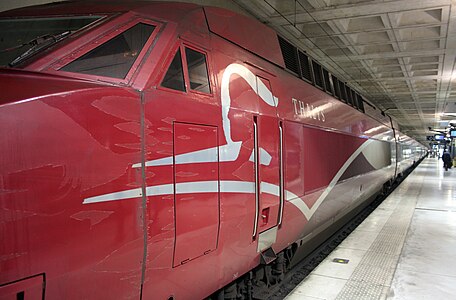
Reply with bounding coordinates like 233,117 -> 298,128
285,158 -> 456,300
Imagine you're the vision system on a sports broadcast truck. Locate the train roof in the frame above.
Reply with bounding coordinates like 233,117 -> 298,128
0,1 -> 285,68
0,1 -> 198,18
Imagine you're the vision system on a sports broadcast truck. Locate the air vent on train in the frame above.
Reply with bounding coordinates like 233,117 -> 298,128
298,51 -> 312,82
278,36 -> 300,75
312,61 -> 323,89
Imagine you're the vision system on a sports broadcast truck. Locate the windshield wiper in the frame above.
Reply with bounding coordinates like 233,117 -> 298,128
6,31 -> 71,67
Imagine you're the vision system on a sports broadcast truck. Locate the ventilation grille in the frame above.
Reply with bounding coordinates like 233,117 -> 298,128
332,75 -> 341,99
323,68 -> 332,94
356,94 -> 365,112
346,86 -> 354,106
339,81 -> 347,102
277,34 -> 368,114
312,61 -> 323,88
298,51 -> 312,81
278,36 -> 299,75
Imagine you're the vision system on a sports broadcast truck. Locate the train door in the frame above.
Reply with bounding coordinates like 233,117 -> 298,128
172,122 -> 219,267
141,39 -> 221,298
252,76 -> 282,253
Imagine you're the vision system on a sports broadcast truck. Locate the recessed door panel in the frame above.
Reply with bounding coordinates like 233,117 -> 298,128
255,76 -> 280,234
173,122 -> 219,267
257,116 -> 280,233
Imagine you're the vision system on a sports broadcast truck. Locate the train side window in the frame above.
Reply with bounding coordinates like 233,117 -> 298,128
161,49 -> 186,92
61,23 -> 155,79
185,47 -> 211,94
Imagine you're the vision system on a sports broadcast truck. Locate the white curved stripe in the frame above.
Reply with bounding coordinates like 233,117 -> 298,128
176,181 -> 218,194
83,181 -> 255,204
283,189 -> 312,219
303,139 -> 373,219
279,139 -> 374,220
84,137 -> 372,220
256,77 -> 278,106
220,180 -> 255,193
82,179 -> 310,219
219,141 -> 243,162
134,64 -> 279,169
288,197 -> 312,220
134,142 -> 243,168
249,147 -> 273,166
221,63 -> 277,145
83,188 -> 142,204
285,190 -> 299,201
83,179 -> 310,220
146,184 -> 173,196
135,146 -> 218,168
261,182 -> 280,196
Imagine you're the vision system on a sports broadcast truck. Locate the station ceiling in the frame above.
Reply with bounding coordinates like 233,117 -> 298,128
232,0 -> 456,145
3,0 -> 456,145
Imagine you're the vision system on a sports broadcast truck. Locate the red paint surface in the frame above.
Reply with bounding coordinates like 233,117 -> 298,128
0,2 -> 426,299
173,123 -> 219,266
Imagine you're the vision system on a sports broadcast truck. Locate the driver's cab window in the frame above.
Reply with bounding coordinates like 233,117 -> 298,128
161,44 -> 211,94
60,22 -> 155,79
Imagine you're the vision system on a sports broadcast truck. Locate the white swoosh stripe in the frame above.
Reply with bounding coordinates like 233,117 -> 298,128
83,188 -> 143,204
285,139 -> 373,220
220,180 -> 255,193
134,63 -> 278,169
145,184 -> 173,196
176,181 -> 218,194
249,147 -> 273,166
83,181 -> 254,204
133,147 -> 218,168
83,141 -> 372,220
133,142 -> 243,168
261,182 -> 280,196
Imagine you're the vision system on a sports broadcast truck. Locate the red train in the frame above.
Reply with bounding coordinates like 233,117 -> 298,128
0,1 -> 426,299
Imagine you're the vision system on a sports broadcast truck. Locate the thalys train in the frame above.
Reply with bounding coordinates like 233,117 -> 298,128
0,1 -> 427,299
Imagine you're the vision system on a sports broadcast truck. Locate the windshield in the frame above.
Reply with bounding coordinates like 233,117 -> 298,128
0,16 -> 102,67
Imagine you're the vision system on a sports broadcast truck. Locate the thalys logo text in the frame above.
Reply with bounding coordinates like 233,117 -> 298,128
291,98 -> 326,122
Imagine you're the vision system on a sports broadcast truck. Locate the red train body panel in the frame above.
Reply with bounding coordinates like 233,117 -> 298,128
0,2 -> 426,299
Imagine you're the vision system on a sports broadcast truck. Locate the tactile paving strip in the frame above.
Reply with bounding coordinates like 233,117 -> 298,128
335,173 -> 425,300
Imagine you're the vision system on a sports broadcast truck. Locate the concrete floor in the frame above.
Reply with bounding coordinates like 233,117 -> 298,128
285,158 -> 456,300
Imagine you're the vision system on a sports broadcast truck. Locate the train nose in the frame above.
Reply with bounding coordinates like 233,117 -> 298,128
0,68 -> 102,106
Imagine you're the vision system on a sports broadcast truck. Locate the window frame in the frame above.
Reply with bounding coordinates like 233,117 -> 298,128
0,15 -> 108,68
50,18 -> 161,85
159,44 -> 187,93
158,42 -> 214,97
